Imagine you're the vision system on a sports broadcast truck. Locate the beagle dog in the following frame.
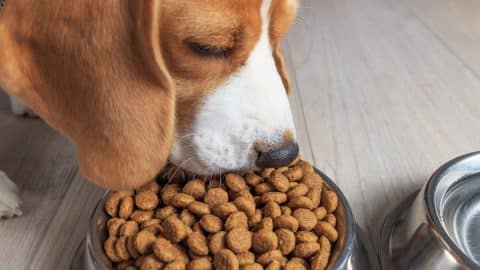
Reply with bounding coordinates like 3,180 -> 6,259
0,0 -> 298,217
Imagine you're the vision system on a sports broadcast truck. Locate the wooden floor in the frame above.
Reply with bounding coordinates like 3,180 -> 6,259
2,0 -> 480,268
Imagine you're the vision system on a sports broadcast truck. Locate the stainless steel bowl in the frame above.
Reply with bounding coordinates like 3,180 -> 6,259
379,151 -> 480,269
71,168 -> 379,270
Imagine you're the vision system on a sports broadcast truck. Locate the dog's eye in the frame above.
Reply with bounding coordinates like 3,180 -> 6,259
189,43 -> 231,58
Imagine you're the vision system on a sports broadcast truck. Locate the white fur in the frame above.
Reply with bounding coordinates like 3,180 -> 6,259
0,170 -> 22,218
170,0 -> 296,175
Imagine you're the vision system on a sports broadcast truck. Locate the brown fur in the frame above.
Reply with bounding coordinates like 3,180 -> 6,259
0,0 -> 296,189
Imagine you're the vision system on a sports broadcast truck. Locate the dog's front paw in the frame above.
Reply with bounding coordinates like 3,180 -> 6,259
9,95 -> 38,118
0,171 -> 22,218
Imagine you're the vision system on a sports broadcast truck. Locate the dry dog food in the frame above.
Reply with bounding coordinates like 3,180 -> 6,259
103,160 -> 340,270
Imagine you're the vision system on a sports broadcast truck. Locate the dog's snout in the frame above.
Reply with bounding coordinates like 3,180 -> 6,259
256,142 -> 299,168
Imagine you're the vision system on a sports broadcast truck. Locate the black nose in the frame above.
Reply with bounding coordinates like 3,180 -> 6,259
256,142 -> 299,168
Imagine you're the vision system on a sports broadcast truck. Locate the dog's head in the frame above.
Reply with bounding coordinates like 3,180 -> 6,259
1,0 -> 298,189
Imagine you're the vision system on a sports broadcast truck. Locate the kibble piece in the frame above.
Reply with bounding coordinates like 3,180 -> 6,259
281,206 -> 292,216
295,231 -> 318,243
288,196 -> 314,210
273,215 -> 299,232
119,196 -> 135,219
248,209 -> 263,227
171,193 -> 195,208
252,229 -> 278,253
233,196 -> 256,217
135,190 -> 159,211
240,263 -> 263,270
154,205 -> 177,220
261,192 -> 288,204
307,187 -> 322,208
287,183 -> 309,199
179,209 -> 197,227
235,190 -> 255,202
209,231 -> 226,255
107,218 -> 126,237
265,260 -> 282,270
254,183 -> 274,194
188,201 -> 211,216
284,167 -> 303,182
225,211 -> 248,231
182,179 -> 206,200
225,173 -> 248,192
311,236 -> 331,270
141,219 -> 161,229
137,180 -> 161,194
263,202 -> 281,219
130,210 -> 154,223
163,216 -> 188,243
187,232 -> 209,256
212,202 -> 238,219
295,160 -> 314,174
301,171 -> 323,188
321,190 -> 338,213
268,172 -> 290,192
204,188 -> 229,207
275,229 -> 295,255
314,207 -> 327,220
117,261 -> 134,270
104,236 -> 122,263
258,217 -> 274,231
115,236 -> 131,261
284,258 -> 308,270
256,250 -> 283,266
140,254 -> 164,270
245,173 -> 263,186
289,182 -> 298,189
163,261 -> 186,270
260,168 -> 275,178
105,191 -> 132,217
226,228 -> 252,254
135,256 -> 145,268
152,237 -> 177,262
188,258 -> 212,270
127,236 -> 141,259
324,213 -> 337,227
135,230 -> 157,255
161,184 -> 181,205
120,221 -> 140,237
314,221 -> 338,242
237,252 -> 255,266
293,209 -> 317,231
294,242 -> 320,258
200,214 -> 223,233
213,249 -> 239,270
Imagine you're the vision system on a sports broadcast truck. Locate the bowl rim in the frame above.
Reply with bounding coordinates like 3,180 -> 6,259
87,167 -> 357,269
425,151 -> 480,269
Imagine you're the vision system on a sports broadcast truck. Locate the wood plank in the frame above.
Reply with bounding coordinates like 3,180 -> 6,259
286,0 -> 480,241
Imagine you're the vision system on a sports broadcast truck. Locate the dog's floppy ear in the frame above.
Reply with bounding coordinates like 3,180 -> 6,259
273,45 -> 292,93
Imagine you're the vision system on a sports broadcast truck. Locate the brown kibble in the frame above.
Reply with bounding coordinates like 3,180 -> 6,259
188,201 -> 211,216
314,222 -> 338,242
245,173 -> 263,186
289,182 -> 298,189
179,209 -> 197,227
287,183 -> 309,199
140,254 -> 164,270
263,202 -> 281,218
295,231 -> 318,243
265,260 -> 282,270
268,172 -> 290,192
127,236 -> 140,259
130,210 -> 154,223
199,214 -> 223,233
260,168 -> 275,178
293,209 -> 317,231
275,229 -> 295,255
281,206 -> 292,216
212,202 -> 238,219
161,184 -> 181,205
154,205 -> 177,220
252,229 -> 278,253
192,222 -> 204,233
311,236 -> 331,270
295,160 -> 314,174
261,192 -> 287,204
225,173 -> 248,192
124,266 -> 137,270
307,187 -> 322,208
233,196 -> 256,217
225,211 -> 248,231
204,188 -> 229,207
209,231 -> 226,255
273,215 -> 299,232
248,209 -> 263,228
301,171 -> 323,188
134,230 -> 157,254
256,250 -> 283,265
140,219 -> 161,230
288,196 -> 314,210
213,249 -> 239,270
120,220 -> 140,237
254,183 -> 274,194
235,190 -> 255,202
137,180 -> 161,194
164,261 -> 186,270
314,207 -> 327,220
321,190 -> 338,213
117,261 -> 134,270
115,236 -> 131,261
240,263 -> 263,270
105,191 -> 132,217
187,232 -> 209,256
171,193 -> 195,208
237,252 -> 255,266
119,196 -> 135,219
104,236 -> 122,263
153,237 -> 178,262
188,258 -> 212,270
284,167 -> 303,182
107,218 -> 126,237
226,228 -> 252,253
135,190 -> 159,211
135,256 -> 145,268
162,216 -> 188,243
294,242 -> 320,258
324,213 -> 337,227
284,258 -> 308,270
275,167 -> 289,173
258,217 -> 274,231
182,179 -> 206,200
